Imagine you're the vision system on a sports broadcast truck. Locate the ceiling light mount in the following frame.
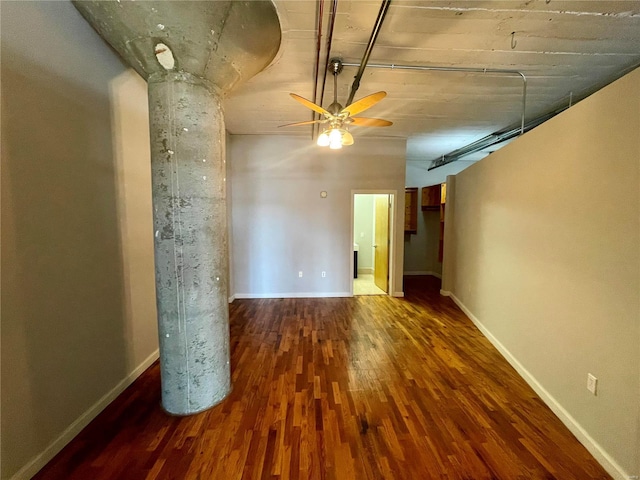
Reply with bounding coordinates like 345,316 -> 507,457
330,58 -> 343,76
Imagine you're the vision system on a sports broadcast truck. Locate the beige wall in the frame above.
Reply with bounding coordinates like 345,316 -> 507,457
1,2 -> 157,478
446,68 -> 639,478
230,135 -> 406,297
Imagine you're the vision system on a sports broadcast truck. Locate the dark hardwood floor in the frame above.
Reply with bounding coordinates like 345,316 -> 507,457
34,276 -> 611,479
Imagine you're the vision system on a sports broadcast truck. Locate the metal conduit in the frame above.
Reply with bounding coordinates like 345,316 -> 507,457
345,0 -> 392,106
427,103 -> 568,171
342,62 -> 528,135
315,0 -> 339,138
311,0 -> 325,133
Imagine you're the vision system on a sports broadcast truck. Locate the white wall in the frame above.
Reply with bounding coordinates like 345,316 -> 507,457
444,68 -> 639,479
353,195 -> 374,272
404,164 -> 442,276
1,2 -> 157,478
230,135 -> 406,297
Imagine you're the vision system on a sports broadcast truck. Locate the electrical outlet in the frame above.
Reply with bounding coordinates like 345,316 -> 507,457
298,271 -> 303,278
321,271 -> 326,278
587,373 -> 598,395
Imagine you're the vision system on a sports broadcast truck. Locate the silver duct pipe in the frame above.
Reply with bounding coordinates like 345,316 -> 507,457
345,0 -> 392,106
342,62 -> 527,135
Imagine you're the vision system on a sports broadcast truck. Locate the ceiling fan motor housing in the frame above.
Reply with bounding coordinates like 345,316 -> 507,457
330,58 -> 344,75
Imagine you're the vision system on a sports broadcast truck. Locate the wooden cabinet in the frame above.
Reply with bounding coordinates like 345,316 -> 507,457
404,187 -> 418,234
421,184 -> 441,210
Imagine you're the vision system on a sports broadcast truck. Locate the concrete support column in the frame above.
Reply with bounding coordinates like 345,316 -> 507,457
148,72 -> 230,415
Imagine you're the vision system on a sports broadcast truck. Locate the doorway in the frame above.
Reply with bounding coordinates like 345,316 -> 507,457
352,193 -> 394,296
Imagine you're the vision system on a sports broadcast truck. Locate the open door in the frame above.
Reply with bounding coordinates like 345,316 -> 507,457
373,195 -> 390,293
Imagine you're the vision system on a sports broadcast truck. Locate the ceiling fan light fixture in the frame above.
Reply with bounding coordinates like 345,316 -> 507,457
329,128 -> 342,143
329,128 -> 343,149
288,63 -> 390,150
319,127 -> 349,149
285,87 -> 391,148
341,129 -> 354,146
329,139 -> 343,150
317,131 -> 330,146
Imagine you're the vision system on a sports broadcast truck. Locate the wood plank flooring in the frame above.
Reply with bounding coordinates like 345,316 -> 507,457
34,276 -> 611,479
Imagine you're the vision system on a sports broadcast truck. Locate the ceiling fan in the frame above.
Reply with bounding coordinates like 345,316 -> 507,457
280,58 -> 393,149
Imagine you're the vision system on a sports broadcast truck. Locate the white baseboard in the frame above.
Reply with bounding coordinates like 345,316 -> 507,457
357,267 -> 374,275
10,349 -> 160,480
234,292 -> 351,299
392,291 -> 405,297
439,289 -> 451,296
404,271 -> 442,278
228,295 -> 236,303
448,293 -> 633,480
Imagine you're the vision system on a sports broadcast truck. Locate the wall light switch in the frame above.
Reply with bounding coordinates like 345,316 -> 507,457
298,271 -> 303,278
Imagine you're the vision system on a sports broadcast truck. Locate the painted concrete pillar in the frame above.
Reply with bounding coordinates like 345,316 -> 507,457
148,72 -> 229,414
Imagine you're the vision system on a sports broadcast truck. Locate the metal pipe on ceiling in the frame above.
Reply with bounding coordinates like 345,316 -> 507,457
311,0 -> 325,137
342,62 -> 527,135
427,102 -> 570,171
345,0 -> 392,106
314,0 -> 339,138
427,59 -> 640,169
427,129 -> 525,172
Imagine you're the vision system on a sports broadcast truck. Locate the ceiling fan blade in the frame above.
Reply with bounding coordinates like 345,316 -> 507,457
341,91 -> 387,116
278,120 -> 322,128
289,93 -> 331,116
350,117 -> 393,127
